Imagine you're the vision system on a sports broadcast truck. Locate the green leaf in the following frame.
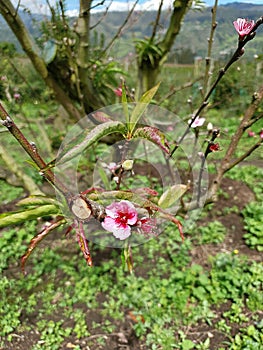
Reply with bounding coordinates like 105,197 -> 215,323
89,111 -> 113,123
181,339 -> 195,350
0,205 -> 60,228
16,196 -> 58,208
129,83 -> 160,134
42,40 -> 57,64
97,166 -> 111,190
158,185 -> 188,209
133,126 -> 170,154
57,121 -> 127,165
121,83 -> 130,126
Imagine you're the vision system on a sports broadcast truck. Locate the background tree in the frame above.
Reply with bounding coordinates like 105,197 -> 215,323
135,0 -> 194,94
0,0 -> 200,118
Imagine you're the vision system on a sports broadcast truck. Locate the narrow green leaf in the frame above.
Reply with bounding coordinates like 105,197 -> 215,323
158,184 -> 188,209
122,83 -> 130,126
16,196 -> 58,208
98,166 -> 111,190
129,83 -> 160,134
57,121 -> 127,165
0,205 -> 60,228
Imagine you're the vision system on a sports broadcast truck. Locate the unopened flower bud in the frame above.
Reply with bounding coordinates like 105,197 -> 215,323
207,122 -> 213,131
122,159 -> 134,171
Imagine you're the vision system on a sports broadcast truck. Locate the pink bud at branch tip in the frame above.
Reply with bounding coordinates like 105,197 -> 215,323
233,18 -> 255,39
114,86 -> 122,97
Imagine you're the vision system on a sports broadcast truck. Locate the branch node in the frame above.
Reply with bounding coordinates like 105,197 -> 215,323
0,116 -> 13,128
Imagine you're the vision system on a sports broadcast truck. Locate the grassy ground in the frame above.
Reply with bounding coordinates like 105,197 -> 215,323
0,163 -> 262,350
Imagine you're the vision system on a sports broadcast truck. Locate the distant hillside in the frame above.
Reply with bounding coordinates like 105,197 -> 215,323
0,3 -> 263,62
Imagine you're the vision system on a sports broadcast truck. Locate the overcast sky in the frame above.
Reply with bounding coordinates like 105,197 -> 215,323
11,0 -> 263,16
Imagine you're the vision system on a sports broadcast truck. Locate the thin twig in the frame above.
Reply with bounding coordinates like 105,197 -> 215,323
225,138 -> 262,172
101,0 -> 139,55
89,0 -> 106,11
159,75 -> 203,105
203,0 -> 218,94
90,0 -> 113,30
150,0 -> 164,42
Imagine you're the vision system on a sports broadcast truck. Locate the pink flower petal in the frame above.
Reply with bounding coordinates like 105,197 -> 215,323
233,18 -> 255,38
112,226 -> 131,240
189,116 -> 206,128
136,217 -> 157,235
114,87 -> 122,97
101,216 -> 118,231
101,200 -> 138,240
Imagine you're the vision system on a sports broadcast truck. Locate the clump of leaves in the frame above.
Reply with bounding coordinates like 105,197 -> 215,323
229,325 -> 263,350
196,220 -> 227,244
242,201 -> 263,251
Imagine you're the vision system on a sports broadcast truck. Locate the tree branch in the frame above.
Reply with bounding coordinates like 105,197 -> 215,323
150,0 -> 164,42
158,0 -> 192,55
0,0 -> 83,120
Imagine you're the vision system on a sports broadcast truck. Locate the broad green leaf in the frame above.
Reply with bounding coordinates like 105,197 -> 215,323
129,82 -> 160,134
57,121 -> 127,165
181,340 -> 195,350
16,196 -> 58,208
133,126 -> 170,154
158,184 -> 188,209
0,205 -> 60,228
42,40 -> 57,64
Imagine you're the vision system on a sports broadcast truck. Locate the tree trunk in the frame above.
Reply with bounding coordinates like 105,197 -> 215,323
137,0 -> 192,94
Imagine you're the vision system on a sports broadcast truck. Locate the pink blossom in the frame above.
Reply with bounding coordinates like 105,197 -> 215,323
136,217 -> 157,236
247,130 -> 255,137
108,162 -> 118,172
233,18 -> 255,39
13,92 -> 21,100
259,129 -> 263,139
189,116 -> 205,128
101,200 -> 138,240
114,86 -> 122,97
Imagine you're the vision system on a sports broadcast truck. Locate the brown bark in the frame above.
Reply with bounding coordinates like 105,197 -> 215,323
137,0 -> 192,93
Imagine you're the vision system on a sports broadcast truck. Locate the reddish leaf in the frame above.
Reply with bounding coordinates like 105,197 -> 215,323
21,217 -> 64,275
76,221 -> 93,266
133,126 -> 170,154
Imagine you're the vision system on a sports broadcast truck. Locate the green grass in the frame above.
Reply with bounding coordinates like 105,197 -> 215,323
0,180 -> 24,203
1,227 -> 262,349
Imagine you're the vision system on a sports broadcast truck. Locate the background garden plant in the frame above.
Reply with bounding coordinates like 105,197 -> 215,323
0,0 -> 263,349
